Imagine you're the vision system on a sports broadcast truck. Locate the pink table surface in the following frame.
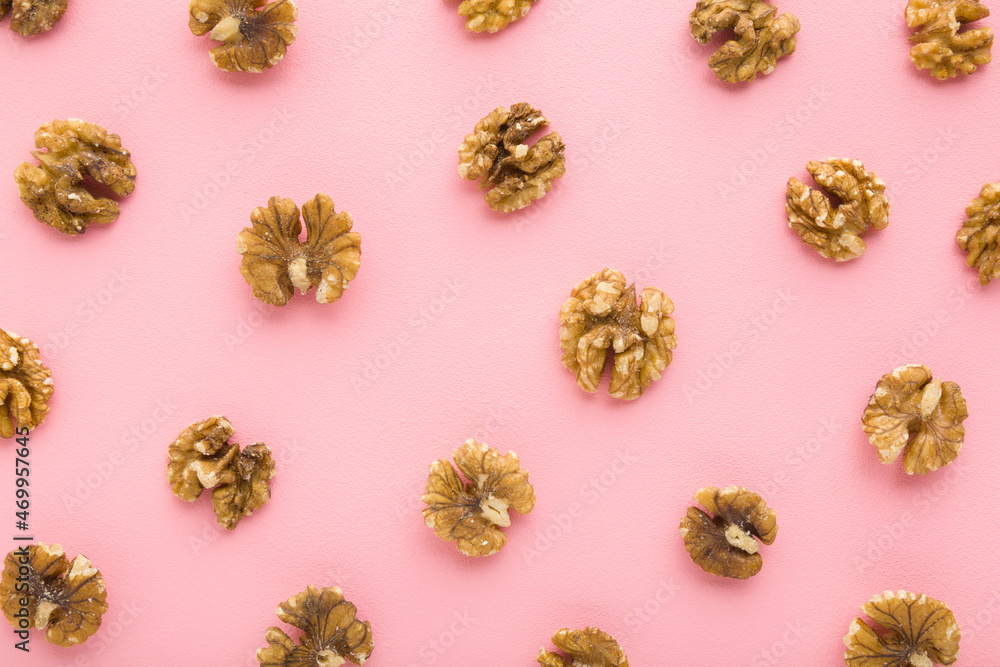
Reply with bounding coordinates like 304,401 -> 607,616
2,0 -> 1000,665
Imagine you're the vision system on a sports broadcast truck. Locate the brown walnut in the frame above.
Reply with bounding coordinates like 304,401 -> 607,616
237,194 -> 362,307
786,158 -> 889,261
458,102 -> 566,213
6,0 -> 67,36
167,416 -> 275,529
0,1 -> 8,21
189,0 -> 298,73
14,119 -> 136,236
559,268 -> 676,401
537,627 -> 629,667
679,485 -> 777,579
956,181 -> 1000,285
844,590 -> 960,666
257,585 -> 374,666
689,0 -> 800,83
1,543 -> 107,647
0,329 -> 53,439
862,365 -> 967,476
907,0 -> 993,79
422,439 -> 536,557
458,0 -> 536,33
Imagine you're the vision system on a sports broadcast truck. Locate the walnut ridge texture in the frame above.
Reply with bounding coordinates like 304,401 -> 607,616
237,194 -> 362,307
422,439 -> 535,557
189,0 -> 298,73
167,416 -> 275,529
458,0 -> 536,33
5,0 -> 67,36
559,268 -> 676,401
689,0 -> 800,83
257,585 -> 374,666
458,102 -> 566,213
538,627 -> 629,667
862,365 -> 967,475
956,181 -> 1000,285
906,0 -> 993,79
0,329 -> 53,439
679,485 -> 777,579
1,543 -> 107,646
843,591 -> 960,666
786,158 -> 889,261
14,119 -> 136,236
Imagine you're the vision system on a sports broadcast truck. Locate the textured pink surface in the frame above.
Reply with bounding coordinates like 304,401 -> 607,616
2,0 -> 1000,664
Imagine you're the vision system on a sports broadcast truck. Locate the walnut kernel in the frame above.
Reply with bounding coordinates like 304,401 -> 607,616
237,194 -> 361,307
167,416 -> 275,529
1,543 -> 107,647
786,158 -> 889,261
0,329 -> 53,439
6,0 -> 67,36
679,485 -> 777,579
459,0 -> 536,33
14,119 -> 136,236
458,103 -> 566,213
257,585 -> 374,666
537,627 -> 629,667
422,439 -> 535,557
957,181 -> 1000,285
689,0 -> 800,83
559,268 -> 676,401
0,1 -> 8,21
189,0 -> 298,73
843,590 -> 960,666
862,365 -> 967,475
907,0 -> 993,79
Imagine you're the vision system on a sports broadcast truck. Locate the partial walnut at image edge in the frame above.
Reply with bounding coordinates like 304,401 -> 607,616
257,585 -> 374,666
906,0 -> 993,79
1,543 -> 108,647
957,181 -> 1000,285
843,590 -> 960,666
689,0 -> 800,83
559,268 -> 676,400
679,485 -> 777,579
2,0 -> 68,36
538,627 -> 629,667
0,329 -> 53,439
189,0 -> 298,72
458,0 -> 537,33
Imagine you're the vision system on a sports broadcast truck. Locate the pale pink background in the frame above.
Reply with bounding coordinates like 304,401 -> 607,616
1,0 -> 999,664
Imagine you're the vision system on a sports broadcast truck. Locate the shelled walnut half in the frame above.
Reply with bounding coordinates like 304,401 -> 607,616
257,585 -> 374,666
237,194 -> 361,307
680,486 -> 777,579
189,0 -> 298,72
957,181 -> 1000,285
559,268 -> 676,401
458,102 -> 565,213
844,591 -> 960,666
0,329 -> 53,439
422,439 -> 535,557
538,627 -> 629,667
4,0 -> 68,36
689,0 -> 800,82
786,158 -> 889,261
906,0 -> 993,79
1,543 -> 107,647
167,416 -> 275,529
458,0 -> 537,33
14,119 -> 136,236
862,365 -> 967,475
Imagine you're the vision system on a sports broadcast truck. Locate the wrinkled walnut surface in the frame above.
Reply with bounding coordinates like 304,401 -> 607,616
689,0 -> 800,82
786,158 -> 889,261
1,543 -> 107,647
862,365 -> 967,476
458,102 -> 566,213
0,1 -> 8,20
167,416 -> 275,529
0,329 -> 52,439
6,0 -> 67,36
907,0 -> 993,79
237,194 -> 361,307
422,439 -> 535,557
14,119 -> 136,236
189,0 -> 298,72
957,182 -> 1000,285
257,585 -> 374,666
844,591 -> 960,666
679,486 -> 777,579
459,0 -> 536,33
559,268 -> 676,401
537,627 -> 629,667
